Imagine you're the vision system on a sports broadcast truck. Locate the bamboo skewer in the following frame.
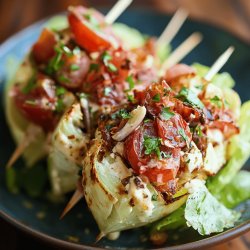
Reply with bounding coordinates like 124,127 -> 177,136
105,0 -> 133,24
156,8 -> 188,47
160,32 -> 203,76
6,124 -> 42,168
60,188 -> 83,219
204,46 -> 235,81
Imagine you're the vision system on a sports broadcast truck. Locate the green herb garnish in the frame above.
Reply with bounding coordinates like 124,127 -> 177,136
89,63 -> 99,72
126,75 -> 135,91
70,64 -> 80,71
144,136 -> 162,159
104,87 -> 112,96
153,93 -> 161,102
161,107 -> 175,120
178,128 -> 189,145
56,86 -> 66,96
176,87 -> 204,109
210,96 -> 223,108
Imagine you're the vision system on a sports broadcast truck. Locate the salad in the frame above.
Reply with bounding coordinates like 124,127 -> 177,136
4,2 -> 250,246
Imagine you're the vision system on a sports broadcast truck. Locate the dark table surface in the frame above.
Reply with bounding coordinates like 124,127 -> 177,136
0,0 -> 249,249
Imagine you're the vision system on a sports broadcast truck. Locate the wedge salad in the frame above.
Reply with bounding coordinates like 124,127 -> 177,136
4,3 -> 250,246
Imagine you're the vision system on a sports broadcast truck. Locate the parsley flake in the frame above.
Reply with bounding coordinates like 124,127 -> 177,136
210,96 -> 223,108
144,136 -> 162,159
70,64 -> 80,71
153,93 -> 161,102
126,75 -> 135,91
161,107 -> 175,120
176,87 -> 204,109
178,128 -> 189,145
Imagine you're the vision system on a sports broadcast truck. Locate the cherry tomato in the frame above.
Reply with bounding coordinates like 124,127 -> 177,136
32,28 -> 57,64
156,115 -> 192,148
14,74 -> 58,131
68,6 -> 118,52
56,52 -> 90,89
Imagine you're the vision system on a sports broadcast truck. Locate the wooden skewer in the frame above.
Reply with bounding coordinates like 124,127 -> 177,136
204,46 -> 235,81
160,32 -> 203,76
6,124 -> 42,168
105,0 -> 133,24
60,188 -> 83,219
156,8 -> 188,47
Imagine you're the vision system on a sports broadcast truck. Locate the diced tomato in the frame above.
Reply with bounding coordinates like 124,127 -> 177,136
210,120 -> 239,139
14,74 -> 58,131
56,52 -> 90,89
156,115 -> 192,148
68,6 -> 119,52
165,64 -> 196,83
32,28 -> 57,64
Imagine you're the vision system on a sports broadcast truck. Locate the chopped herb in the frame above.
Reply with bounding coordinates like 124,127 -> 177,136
153,93 -> 161,102
25,100 -> 36,105
161,107 -> 175,120
101,51 -> 117,72
144,119 -> 151,123
119,109 -> 131,119
60,45 -> 72,56
144,136 -> 162,159
195,125 -> 203,137
70,64 -> 80,71
22,73 -> 36,94
45,50 -> 64,75
55,98 -> 65,113
160,151 -> 171,159
127,94 -> 135,103
89,63 -> 99,72
210,96 -> 223,108
58,75 -> 70,83
56,86 -> 66,96
176,87 -> 204,109
102,51 -> 112,64
104,87 -> 112,96
107,63 -> 117,72
126,75 -> 135,91
151,194 -> 158,201
178,128 -> 189,145
111,109 -> 131,119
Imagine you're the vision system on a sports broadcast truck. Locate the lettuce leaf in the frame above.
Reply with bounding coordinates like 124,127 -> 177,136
112,23 -> 146,49
45,15 -> 68,31
207,101 -> 250,195
185,180 -> 240,235
215,171 -> 250,208
192,63 -> 235,88
151,206 -> 186,232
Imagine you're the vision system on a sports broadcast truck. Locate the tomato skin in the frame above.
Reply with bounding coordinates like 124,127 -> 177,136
157,115 -> 192,148
68,6 -> 118,52
56,53 -> 90,89
14,74 -> 57,131
32,28 -> 57,64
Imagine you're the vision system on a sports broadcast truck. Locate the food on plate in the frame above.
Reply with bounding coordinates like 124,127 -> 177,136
4,3 -> 250,245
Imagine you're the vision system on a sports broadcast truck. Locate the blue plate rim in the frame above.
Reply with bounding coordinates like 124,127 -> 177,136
0,10 -> 250,250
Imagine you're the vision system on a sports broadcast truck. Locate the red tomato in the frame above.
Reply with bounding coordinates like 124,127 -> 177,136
32,28 -> 57,64
68,6 -> 118,52
124,121 -> 156,173
157,115 -> 192,148
165,64 -> 196,83
14,74 -> 58,131
124,121 -> 181,192
56,53 -> 90,89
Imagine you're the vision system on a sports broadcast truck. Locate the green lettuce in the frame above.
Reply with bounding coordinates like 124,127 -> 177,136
215,170 -> 250,208
192,63 -> 235,88
184,180 -> 240,235
207,101 -> 250,194
112,23 -> 146,49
